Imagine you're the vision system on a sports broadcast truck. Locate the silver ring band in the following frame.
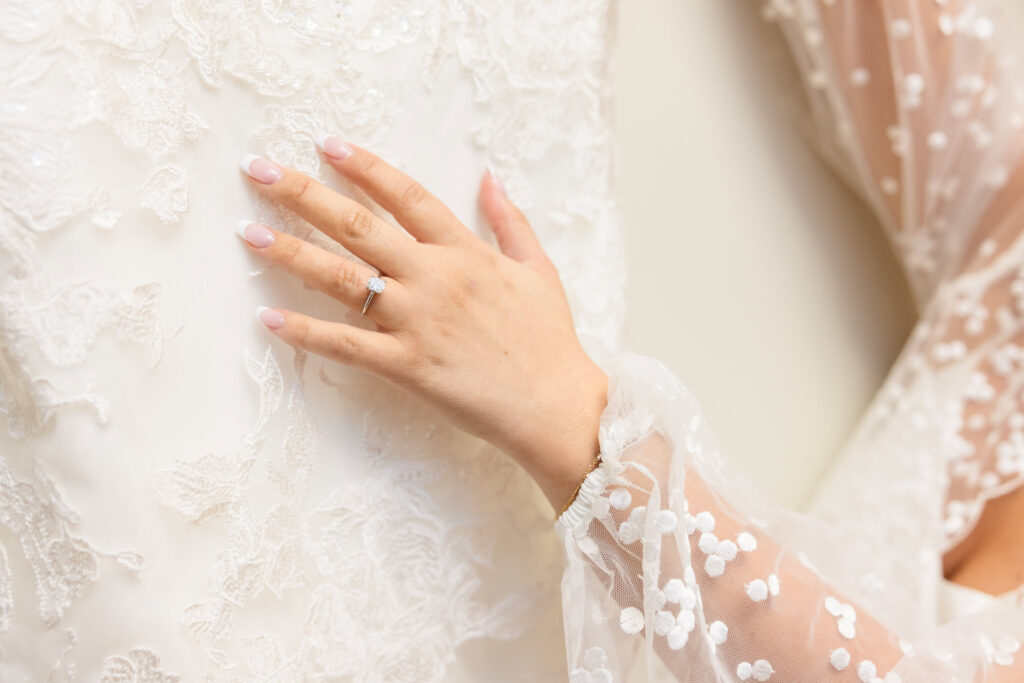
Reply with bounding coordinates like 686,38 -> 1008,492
362,272 -> 386,315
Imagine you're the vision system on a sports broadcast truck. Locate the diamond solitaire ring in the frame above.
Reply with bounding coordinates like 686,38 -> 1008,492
362,273 -> 386,315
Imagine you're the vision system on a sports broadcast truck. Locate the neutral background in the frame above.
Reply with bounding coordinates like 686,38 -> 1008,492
613,2 -> 918,509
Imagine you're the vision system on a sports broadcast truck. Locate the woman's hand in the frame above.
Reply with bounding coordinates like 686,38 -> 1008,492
237,138 -> 608,512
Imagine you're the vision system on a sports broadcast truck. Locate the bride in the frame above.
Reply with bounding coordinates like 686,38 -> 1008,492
237,1 -> 1024,681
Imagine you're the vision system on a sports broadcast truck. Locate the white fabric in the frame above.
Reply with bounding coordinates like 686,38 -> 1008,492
0,1 -> 622,679
556,1 -> 1024,680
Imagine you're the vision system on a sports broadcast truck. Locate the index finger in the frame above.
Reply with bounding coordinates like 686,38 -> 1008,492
317,136 -> 475,246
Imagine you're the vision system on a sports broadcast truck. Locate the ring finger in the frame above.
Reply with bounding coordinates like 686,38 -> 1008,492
235,220 -> 407,328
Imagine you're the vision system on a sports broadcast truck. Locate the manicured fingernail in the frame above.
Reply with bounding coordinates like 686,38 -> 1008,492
487,165 -> 505,195
239,154 -> 283,184
316,134 -> 352,161
234,220 -> 275,248
256,306 -> 285,329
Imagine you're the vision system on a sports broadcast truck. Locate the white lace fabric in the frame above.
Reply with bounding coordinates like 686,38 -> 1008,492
0,0 -> 623,680
555,1 -> 1024,680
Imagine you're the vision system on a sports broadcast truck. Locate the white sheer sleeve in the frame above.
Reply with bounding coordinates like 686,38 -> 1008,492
760,0 -> 1024,565
553,2 -> 1024,680
556,353 -> 1022,682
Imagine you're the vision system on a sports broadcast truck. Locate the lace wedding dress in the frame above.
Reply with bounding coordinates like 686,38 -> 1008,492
557,1 -> 1024,681
0,1 -> 622,680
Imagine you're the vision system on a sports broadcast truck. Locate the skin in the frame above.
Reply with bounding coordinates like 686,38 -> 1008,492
239,139 -> 1022,594
238,141 -> 608,512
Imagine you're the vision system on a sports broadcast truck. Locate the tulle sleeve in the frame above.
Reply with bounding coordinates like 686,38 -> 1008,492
555,352 -> 1023,682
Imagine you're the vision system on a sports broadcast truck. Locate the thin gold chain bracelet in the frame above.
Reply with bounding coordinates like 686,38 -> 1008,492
556,452 -> 603,520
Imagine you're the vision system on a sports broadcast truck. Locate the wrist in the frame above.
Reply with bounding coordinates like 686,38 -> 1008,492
512,359 -> 609,512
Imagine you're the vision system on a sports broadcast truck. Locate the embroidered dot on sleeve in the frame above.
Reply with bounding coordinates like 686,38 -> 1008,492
619,607 -> 644,635
830,647 -> 850,671
767,573 -> 780,596
890,18 -> 911,38
664,578 -> 684,603
752,659 -> 774,681
705,554 -> 725,577
824,596 -> 842,617
746,579 -> 769,602
698,532 -> 719,554
858,660 -> 877,682
680,586 -> 697,610
737,531 -> 758,552
667,626 -> 689,650
838,616 -> 857,639
717,539 -> 738,561
652,610 -> 675,636
709,620 -> 728,644
695,511 -> 715,533
609,488 -> 632,510
655,509 -> 677,534
927,131 -> 948,150
684,566 -> 697,586
737,661 -> 753,680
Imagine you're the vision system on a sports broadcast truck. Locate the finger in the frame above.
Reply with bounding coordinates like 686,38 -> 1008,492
239,154 -> 416,275
316,136 -> 473,245
255,306 -> 404,376
235,221 -> 407,327
478,168 -> 547,264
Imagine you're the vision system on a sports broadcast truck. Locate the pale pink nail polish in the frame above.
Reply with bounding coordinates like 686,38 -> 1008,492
239,154 -> 283,184
234,220 -> 275,248
316,134 -> 352,161
488,165 -> 506,195
256,306 -> 285,329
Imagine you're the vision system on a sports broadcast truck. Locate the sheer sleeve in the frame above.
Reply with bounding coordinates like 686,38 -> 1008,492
556,353 -> 1023,682
759,0 -> 1024,564
554,2 -> 1024,680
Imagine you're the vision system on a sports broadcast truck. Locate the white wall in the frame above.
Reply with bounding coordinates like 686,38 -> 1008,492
612,1 -> 917,508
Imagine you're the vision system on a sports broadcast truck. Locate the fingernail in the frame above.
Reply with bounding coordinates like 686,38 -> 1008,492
316,134 -> 352,161
239,154 -> 283,184
234,220 -> 275,248
256,306 -> 285,329
487,165 -> 506,195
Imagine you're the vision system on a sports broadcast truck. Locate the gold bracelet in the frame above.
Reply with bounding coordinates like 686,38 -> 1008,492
557,451 -> 603,519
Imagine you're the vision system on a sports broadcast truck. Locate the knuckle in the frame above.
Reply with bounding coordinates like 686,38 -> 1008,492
290,174 -> 316,204
334,330 -> 361,359
336,208 -> 376,242
279,236 -> 303,267
396,181 -> 429,213
328,259 -> 361,299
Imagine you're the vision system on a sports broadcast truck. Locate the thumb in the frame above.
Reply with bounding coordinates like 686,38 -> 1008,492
479,168 -> 547,264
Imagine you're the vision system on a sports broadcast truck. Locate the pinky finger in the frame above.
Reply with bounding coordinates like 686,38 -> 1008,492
256,306 -> 403,375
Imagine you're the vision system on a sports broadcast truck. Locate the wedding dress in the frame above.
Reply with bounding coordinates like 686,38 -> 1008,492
557,1 -> 1024,681
0,1 -> 622,679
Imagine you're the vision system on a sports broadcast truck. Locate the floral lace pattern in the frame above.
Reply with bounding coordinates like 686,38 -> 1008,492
0,0 -> 622,679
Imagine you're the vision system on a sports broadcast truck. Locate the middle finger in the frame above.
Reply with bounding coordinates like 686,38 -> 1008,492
239,154 -> 417,275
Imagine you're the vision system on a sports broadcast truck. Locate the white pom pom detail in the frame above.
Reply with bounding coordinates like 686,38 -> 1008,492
824,596 -> 842,616
746,579 -> 768,602
858,660 -> 877,682
737,531 -> 758,552
619,607 -> 644,635
838,616 -> 857,640
698,532 -> 719,554
752,659 -> 774,681
830,647 -> 850,671
655,510 -> 678,533
737,662 -> 753,680
705,554 -> 726,577
709,620 -> 728,644
667,626 -> 689,650
694,511 -> 715,532
717,539 -> 738,561
609,488 -> 632,510
664,578 -> 684,603
767,573 -> 780,596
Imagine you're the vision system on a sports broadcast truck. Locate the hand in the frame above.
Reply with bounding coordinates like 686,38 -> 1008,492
237,139 -> 609,512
